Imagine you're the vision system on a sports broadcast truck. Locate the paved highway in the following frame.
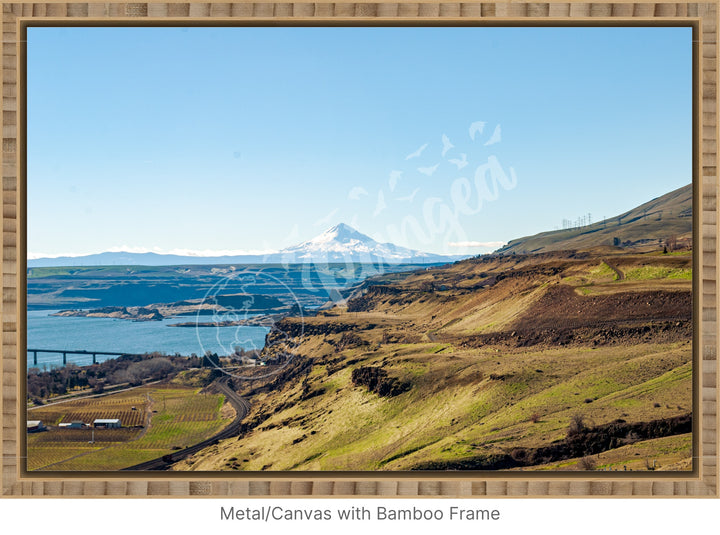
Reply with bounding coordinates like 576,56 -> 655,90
121,376 -> 250,471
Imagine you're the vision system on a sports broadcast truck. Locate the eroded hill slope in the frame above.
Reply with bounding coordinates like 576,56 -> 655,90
175,248 -> 692,472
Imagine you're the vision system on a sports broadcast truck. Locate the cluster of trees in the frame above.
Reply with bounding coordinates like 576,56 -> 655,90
231,347 -> 262,359
108,358 -> 177,386
27,353 -> 205,401
27,364 -> 96,399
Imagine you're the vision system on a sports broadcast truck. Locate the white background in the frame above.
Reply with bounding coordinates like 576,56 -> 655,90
0,498 -> 717,534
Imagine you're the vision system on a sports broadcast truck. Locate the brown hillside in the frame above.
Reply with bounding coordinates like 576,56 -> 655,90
497,184 -> 691,254
174,246 -> 692,472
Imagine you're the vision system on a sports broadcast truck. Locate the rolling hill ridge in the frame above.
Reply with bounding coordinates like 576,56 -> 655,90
496,184 -> 691,255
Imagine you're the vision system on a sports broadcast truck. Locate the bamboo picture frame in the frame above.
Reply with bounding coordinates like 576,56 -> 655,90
1,0 -> 717,498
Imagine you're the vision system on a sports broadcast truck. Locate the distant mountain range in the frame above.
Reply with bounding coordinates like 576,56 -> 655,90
30,185 -> 692,268
496,184 -> 692,255
28,223 -> 467,267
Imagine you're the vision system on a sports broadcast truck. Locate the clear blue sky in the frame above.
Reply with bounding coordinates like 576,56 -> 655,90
27,26 -> 691,257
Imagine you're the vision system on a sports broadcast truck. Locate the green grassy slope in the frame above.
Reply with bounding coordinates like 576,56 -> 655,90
175,249 -> 692,472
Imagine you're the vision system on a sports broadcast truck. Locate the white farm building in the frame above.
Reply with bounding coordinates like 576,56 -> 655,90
26,420 -> 45,432
58,421 -> 86,429
93,418 -> 121,429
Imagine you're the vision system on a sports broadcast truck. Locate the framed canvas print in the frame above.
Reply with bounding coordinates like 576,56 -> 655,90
0,1 -> 717,498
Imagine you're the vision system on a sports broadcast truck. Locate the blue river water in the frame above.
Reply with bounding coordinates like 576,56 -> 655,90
26,309 -> 270,370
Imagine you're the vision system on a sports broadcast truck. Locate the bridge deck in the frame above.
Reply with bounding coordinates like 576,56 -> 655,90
27,348 -> 144,365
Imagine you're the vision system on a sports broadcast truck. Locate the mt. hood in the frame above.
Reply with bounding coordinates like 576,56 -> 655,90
278,223 -> 457,263
28,224 -> 465,267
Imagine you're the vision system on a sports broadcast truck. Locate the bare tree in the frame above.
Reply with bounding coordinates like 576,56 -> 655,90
577,456 -> 597,470
567,413 -> 586,436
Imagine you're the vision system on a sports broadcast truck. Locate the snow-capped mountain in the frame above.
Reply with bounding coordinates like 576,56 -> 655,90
28,224 -> 466,267
278,223 -> 448,263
